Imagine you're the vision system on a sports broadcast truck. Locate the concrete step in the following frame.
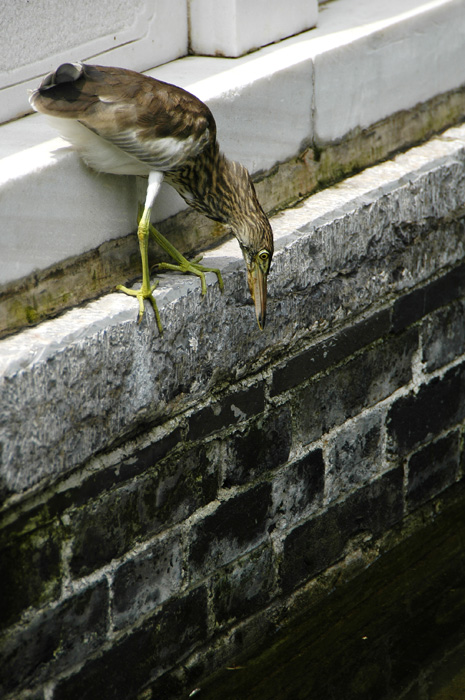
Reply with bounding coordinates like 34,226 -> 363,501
1,0 -> 465,337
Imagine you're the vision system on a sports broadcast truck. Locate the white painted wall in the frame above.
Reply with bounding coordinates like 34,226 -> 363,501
188,0 -> 318,57
0,0 -> 318,124
0,0 -> 189,124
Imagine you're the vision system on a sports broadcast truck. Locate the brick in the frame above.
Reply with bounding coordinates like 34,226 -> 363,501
211,544 -> 275,625
270,309 -> 391,397
424,264 -> 465,314
281,507 -> 343,594
0,524 -> 62,630
421,299 -> 465,372
281,469 -> 403,593
336,467 -> 404,539
4,427 -> 183,534
392,264 -> 465,333
272,449 -> 324,527
391,287 -> 426,333
387,361 -> 465,457
53,587 -> 208,700
188,383 -> 265,440
201,492 -> 465,700
112,533 -> 183,631
326,411 -> 383,503
0,580 -> 108,696
118,426 -> 183,481
70,444 -> 218,577
189,483 -> 273,580
223,407 -> 292,487
406,432 -> 460,510
296,329 -> 417,445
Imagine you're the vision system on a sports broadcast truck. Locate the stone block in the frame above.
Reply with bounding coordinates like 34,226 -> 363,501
53,586 -> 208,700
0,581 -> 109,697
422,299 -> 465,373
223,407 -> 292,487
325,410 -> 384,504
70,444 -> 219,577
0,0 -> 188,124
2,125 -> 465,495
296,329 -> 417,445
281,468 -> 403,593
387,361 -> 465,458
211,544 -> 275,625
406,432 -> 461,510
188,483 -> 273,581
272,449 -> 324,529
187,382 -> 265,440
188,0 -> 318,57
112,533 -> 184,631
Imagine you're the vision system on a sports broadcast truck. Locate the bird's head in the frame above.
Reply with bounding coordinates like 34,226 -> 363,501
237,215 -> 273,330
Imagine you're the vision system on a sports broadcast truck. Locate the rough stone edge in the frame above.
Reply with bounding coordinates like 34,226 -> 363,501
1,123 -> 465,497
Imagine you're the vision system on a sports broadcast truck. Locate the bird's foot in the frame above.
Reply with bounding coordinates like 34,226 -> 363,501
116,281 -> 163,334
155,256 -> 224,296
144,218 -> 224,296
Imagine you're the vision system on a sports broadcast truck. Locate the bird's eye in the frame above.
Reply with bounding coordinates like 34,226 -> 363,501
258,250 -> 269,262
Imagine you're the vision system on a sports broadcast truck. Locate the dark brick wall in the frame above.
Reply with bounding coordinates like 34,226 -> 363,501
1,262 -> 464,700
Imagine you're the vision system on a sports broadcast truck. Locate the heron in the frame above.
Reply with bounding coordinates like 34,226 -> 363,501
29,63 -> 273,333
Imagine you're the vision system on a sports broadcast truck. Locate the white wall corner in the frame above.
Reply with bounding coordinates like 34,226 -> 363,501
188,0 -> 318,57
0,0 -> 189,125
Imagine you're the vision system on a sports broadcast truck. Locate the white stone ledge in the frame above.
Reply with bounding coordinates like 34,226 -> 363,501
1,124 -> 465,497
188,0 -> 318,58
1,0 -> 465,288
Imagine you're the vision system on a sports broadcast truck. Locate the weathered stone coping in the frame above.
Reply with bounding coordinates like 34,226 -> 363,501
1,123 -> 465,501
2,0 -> 465,336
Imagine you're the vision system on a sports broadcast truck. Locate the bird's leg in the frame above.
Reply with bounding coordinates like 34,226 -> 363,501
117,172 -> 163,332
116,206 -> 162,331
140,206 -> 224,296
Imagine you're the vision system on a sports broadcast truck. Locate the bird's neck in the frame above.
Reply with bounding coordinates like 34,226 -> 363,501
167,142 -> 266,236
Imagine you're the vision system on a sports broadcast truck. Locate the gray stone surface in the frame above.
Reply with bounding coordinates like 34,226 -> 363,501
1,125 -> 465,496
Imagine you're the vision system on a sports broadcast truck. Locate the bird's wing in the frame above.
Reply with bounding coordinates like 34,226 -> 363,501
96,125 -> 211,171
30,63 -> 215,171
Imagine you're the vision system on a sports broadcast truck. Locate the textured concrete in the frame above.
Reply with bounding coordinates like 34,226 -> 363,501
1,124 -> 465,496
188,0 -> 318,57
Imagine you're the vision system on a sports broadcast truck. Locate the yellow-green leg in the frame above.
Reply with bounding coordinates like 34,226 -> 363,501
116,206 -> 163,333
137,206 -> 224,296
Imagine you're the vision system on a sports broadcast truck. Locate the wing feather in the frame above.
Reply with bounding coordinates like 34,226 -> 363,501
30,63 -> 215,173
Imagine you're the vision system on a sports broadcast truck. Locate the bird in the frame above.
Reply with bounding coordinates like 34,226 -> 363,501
29,62 -> 273,333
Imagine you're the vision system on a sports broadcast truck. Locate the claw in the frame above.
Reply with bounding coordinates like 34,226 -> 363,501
117,281 -> 162,334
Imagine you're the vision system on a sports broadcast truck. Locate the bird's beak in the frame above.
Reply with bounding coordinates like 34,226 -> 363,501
247,261 -> 267,330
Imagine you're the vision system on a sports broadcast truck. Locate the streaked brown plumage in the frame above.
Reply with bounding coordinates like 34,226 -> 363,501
29,63 -> 273,332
